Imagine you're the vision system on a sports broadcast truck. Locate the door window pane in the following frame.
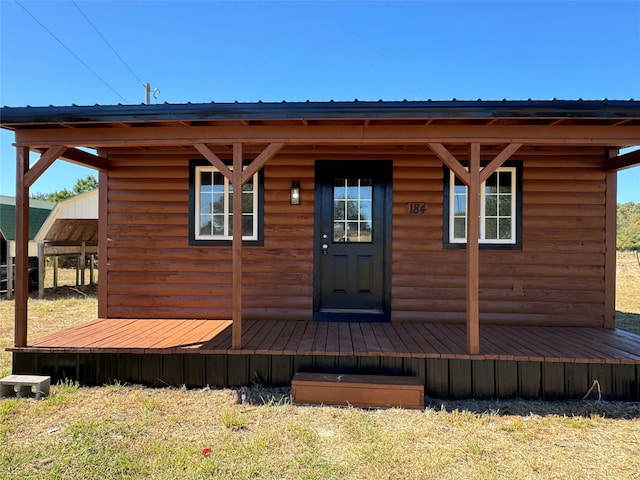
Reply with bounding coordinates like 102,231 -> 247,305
333,177 -> 373,242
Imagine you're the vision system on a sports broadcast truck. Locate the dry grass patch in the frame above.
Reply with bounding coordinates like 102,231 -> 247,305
616,250 -> 640,334
1,385 -> 639,480
0,267 -> 97,377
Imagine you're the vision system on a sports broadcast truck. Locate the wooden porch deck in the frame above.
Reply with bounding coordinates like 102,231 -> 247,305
9,319 -> 640,364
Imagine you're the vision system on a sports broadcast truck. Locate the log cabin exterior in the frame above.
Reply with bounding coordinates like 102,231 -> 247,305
2,99 -> 640,400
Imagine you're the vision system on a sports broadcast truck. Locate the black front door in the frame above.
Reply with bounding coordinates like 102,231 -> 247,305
313,161 -> 391,322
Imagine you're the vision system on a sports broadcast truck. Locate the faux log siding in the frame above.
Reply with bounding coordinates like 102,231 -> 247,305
106,147 -> 608,328
106,154 -> 316,321
391,150 -> 607,327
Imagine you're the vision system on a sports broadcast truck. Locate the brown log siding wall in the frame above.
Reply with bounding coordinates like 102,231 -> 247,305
105,147 -> 607,327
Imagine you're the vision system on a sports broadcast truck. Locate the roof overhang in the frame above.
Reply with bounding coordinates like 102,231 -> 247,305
2,100 -> 639,159
2,99 -> 639,129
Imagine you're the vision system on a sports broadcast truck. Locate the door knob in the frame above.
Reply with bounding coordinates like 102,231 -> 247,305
322,243 -> 329,255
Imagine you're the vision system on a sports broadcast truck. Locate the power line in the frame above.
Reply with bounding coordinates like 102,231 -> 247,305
15,0 -> 129,103
71,0 -> 145,88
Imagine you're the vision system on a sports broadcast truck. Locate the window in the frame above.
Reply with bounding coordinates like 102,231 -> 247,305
189,161 -> 263,245
332,177 -> 373,242
444,163 -> 522,248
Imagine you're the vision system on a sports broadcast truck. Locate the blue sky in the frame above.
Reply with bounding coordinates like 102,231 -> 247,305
1,0 -> 638,200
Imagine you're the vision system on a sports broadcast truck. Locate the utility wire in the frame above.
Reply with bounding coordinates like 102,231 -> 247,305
71,0 -> 145,87
15,0 -> 129,103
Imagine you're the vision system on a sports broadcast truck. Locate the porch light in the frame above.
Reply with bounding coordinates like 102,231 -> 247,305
290,181 -> 301,205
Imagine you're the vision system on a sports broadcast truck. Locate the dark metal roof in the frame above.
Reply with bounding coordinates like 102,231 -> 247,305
1,99 -> 639,128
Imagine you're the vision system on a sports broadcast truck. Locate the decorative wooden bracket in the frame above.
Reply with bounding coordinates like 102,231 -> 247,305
605,148 -> 640,172
194,142 -> 284,185
24,146 -> 67,188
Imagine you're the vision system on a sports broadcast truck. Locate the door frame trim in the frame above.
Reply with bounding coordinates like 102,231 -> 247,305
312,160 -> 392,322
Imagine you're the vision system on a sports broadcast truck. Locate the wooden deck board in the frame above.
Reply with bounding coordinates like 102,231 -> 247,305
269,322 -> 300,355
359,323 -> 383,354
311,322 -> 328,353
282,321 -> 310,355
7,319 -> 640,365
255,321 -> 288,355
349,323 -> 369,355
296,322 -> 317,354
325,322 -> 340,355
338,322 -> 353,356
414,323 -> 458,357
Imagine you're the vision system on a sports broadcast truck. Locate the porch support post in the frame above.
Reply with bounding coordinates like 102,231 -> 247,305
98,164 -> 109,318
467,143 -> 481,354
15,146 -> 30,347
604,151 -> 617,328
232,143 -> 243,348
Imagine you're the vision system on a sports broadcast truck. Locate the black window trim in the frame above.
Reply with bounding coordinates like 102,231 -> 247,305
188,159 -> 265,246
442,160 -> 523,250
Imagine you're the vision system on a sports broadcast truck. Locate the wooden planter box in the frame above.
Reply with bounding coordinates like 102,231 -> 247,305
291,372 -> 424,409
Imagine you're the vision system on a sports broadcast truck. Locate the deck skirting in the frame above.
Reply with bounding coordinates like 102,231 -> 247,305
12,351 -> 640,401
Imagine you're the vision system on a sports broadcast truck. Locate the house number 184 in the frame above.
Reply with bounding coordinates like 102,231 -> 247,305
407,203 -> 427,214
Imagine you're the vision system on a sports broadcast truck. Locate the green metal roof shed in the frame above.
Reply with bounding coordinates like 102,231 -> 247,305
0,196 -> 55,242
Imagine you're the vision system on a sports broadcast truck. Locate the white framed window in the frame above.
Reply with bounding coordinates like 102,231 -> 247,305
194,165 -> 258,241
449,167 -> 517,244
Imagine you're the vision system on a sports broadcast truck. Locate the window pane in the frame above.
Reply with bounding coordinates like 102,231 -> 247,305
499,195 -> 511,216
485,173 -> 497,194
212,215 -> 224,235
499,218 -> 512,239
242,215 -> 254,237
200,192 -> 213,214
200,171 -> 213,192
334,222 -> 346,242
346,200 -> 359,220
485,195 -> 497,216
454,195 -> 467,216
346,179 -> 359,199
346,222 -> 359,241
359,200 -> 372,222
499,172 -> 512,193
360,179 -> 373,199
485,218 -> 498,239
454,217 -> 466,239
199,217 -> 212,236
454,184 -> 466,196
334,200 -> 345,221
242,192 -> 253,213
360,221 -> 372,242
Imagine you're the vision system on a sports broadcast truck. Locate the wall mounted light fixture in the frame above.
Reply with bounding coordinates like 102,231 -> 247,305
290,181 -> 301,205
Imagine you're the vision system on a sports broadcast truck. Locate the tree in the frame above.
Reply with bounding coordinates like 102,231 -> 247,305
31,175 -> 98,202
617,202 -> 640,250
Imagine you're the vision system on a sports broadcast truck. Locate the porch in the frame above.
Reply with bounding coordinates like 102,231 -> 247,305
9,319 -> 640,400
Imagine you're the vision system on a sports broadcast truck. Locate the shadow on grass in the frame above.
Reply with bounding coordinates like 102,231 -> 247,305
617,311 -> 640,336
27,285 -> 98,301
235,384 -> 640,420
427,398 -> 640,420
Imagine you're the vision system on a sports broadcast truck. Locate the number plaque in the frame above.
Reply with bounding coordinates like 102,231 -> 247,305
407,203 -> 427,215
